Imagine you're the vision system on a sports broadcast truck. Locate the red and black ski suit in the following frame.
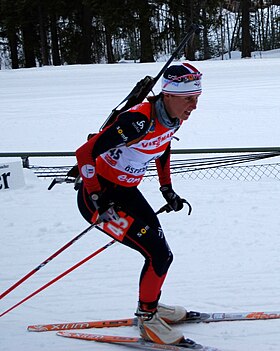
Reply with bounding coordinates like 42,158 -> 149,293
76,100 -> 182,310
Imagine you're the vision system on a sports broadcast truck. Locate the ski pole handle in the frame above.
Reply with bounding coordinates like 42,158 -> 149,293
156,204 -> 171,214
156,199 -> 192,215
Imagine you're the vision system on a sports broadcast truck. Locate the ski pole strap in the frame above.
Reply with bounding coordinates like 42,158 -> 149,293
182,199 -> 192,215
157,199 -> 192,216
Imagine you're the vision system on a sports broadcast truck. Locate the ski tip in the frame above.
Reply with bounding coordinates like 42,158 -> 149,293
56,331 -> 68,336
27,325 -> 48,332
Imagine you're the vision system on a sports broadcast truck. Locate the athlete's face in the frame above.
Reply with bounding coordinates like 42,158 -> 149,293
163,94 -> 199,121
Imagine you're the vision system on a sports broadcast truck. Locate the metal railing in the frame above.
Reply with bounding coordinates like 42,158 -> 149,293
1,148 -> 280,181
1,147 -> 280,158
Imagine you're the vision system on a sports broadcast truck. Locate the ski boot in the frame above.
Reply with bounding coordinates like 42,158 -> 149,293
135,307 -> 184,345
158,303 -> 204,324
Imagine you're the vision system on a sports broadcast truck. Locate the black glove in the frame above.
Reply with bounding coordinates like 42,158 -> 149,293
90,192 -> 119,223
160,184 -> 185,212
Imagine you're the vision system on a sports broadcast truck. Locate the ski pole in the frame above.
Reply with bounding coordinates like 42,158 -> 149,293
0,220 -> 100,300
0,206 -> 171,317
0,239 -> 116,318
0,204 -> 169,300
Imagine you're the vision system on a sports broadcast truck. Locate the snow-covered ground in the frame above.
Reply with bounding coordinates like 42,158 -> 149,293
1,52 -> 280,351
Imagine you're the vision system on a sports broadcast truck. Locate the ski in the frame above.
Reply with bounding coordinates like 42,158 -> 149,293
28,317 -> 136,332
56,331 -> 222,351
27,310 -> 280,332
197,310 -> 280,322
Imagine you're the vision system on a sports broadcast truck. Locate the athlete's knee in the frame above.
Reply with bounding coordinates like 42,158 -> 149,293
152,247 -> 173,276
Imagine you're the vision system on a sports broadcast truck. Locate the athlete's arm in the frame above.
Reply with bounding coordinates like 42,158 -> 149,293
155,142 -> 171,186
76,111 -> 150,194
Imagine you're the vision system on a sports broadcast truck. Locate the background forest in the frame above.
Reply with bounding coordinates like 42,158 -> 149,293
0,0 -> 280,69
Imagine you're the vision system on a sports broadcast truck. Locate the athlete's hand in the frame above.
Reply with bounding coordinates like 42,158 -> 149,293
90,192 -> 119,223
160,184 -> 186,212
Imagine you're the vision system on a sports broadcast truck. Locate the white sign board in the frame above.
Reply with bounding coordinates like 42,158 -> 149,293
0,161 -> 25,191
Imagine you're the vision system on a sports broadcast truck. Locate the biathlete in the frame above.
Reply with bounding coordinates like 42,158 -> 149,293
76,62 -> 203,345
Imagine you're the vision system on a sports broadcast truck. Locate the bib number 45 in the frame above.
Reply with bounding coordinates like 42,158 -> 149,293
97,211 -> 134,242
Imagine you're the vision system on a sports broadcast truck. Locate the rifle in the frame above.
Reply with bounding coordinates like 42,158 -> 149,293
48,24 -> 201,190
99,24 -> 201,131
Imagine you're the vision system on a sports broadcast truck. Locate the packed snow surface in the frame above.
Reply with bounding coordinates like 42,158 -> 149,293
1,52 -> 280,351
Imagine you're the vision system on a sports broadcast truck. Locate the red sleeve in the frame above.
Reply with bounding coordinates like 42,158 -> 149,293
75,134 -> 102,194
75,109 -> 150,195
155,142 -> 171,186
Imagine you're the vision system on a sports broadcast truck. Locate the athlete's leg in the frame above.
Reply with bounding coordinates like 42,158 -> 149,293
78,179 -> 173,305
109,185 -> 173,307
77,180 -> 185,344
